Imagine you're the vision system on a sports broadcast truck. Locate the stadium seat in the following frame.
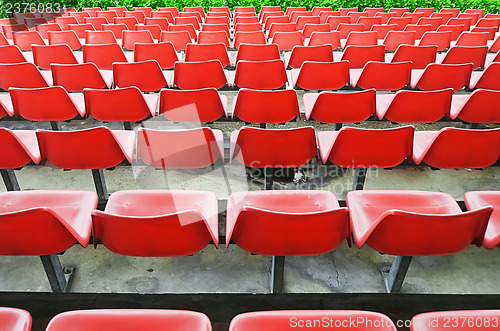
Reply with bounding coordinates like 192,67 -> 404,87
291,61 -> 350,90
137,128 -> 224,169
268,22 -> 297,39
450,88 -> 500,123
160,31 -> 192,51
174,16 -> 200,30
448,17 -> 472,30
32,44 -> 78,70
418,31 -> 452,51
343,31 -> 378,48
159,87 -> 227,122
350,61 -> 412,90
121,30 -> 154,50
185,43 -> 230,68
232,89 -> 299,124
133,7 -> 153,18
93,189 -> 217,255
0,62 -> 50,91
67,23 -> 95,38
296,16 -> 320,30
35,23 -> 62,39
471,26 -> 497,40
370,24 -> 398,39
135,25 -> 162,40
85,30 -> 118,44
96,10 -> 118,23
313,6 -> 334,15
341,45 -> 385,68
113,17 -> 139,30
229,310 -> 397,330
259,6 -> 282,21
234,59 -> 288,89
383,30 -> 416,51
387,16 -> 412,30
173,60 -> 228,90
69,11 -> 90,24
113,60 -> 171,91
168,24 -> 197,39
325,16 -> 350,30
47,30 -> 82,50
0,45 -> 27,64
285,44 -> 333,68
357,16 -> 382,30
51,63 -> 112,91
234,22 -> 262,33
84,17 -> 109,30
413,127 -> 500,168
235,44 -> 281,63
82,7 -> 102,17
410,310 -> 500,331
285,7 -> 306,16
206,16 -> 231,25
55,16 -> 78,30
301,23 -> 330,39
226,190 -> 349,293
304,89 -> 376,123
264,16 -> 289,31
439,8 -> 460,18
403,24 -> 432,39
469,62 -> 500,90
145,17 -> 169,30
319,11 -> 341,24
411,63 -> 473,91
403,12 -> 425,24
124,11 -> 146,24
439,45 -> 488,69
375,12 -> 398,24
465,192 -> 500,250
233,31 -> 267,48
184,6 -> 205,19
84,87 -> 157,126
0,189 -> 97,292
455,31 -> 489,46
476,17 -> 500,30
347,190 -> 492,292
0,307 -> 31,331
201,23 -> 230,38
306,31 -> 341,48
414,8 -> 436,17
336,23 -> 364,39
12,31 -> 45,51
134,42 -> 178,69
389,8 -> 410,17
82,43 -> 127,70
46,309 -> 212,331
158,7 -> 179,19
270,31 -> 304,51
437,24 -> 467,41
2,24 -> 28,40
230,126 -> 317,168
197,31 -> 230,48
390,44 -> 437,69
376,88 -> 453,122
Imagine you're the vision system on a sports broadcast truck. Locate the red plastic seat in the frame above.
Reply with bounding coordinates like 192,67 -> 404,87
465,192 -> 500,249
227,190 -> 349,257
296,16 -> 320,30
168,23 -> 197,39
233,31 -> 266,48
201,23 -> 230,38
375,12 -> 398,24
411,63 -> 473,91
230,126 -> 317,168
419,31 -> 452,51
347,190 -> 491,255
301,23 -> 330,39
431,12 -> 453,24
404,24 -> 432,39
84,17 -> 109,30
450,89 -> 500,123
197,31 -> 230,48
82,43 -> 127,70
84,86 -> 157,122
448,17 -> 472,30
383,30 -> 416,50
370,24 -> 398,39
232,89 -> 299,123
0,45 -> 27,64
159,87 -> 227,122
415,8 -> 436,17
387,16 -> 412,30
411,310 -> 500,331
69,12 -> 90,24
319,11 -> 341,24
185,43 -> 230,68
47,30 -> 82,50
403,12 -> 425,24
184,6 -> 205,19
55,16 -> 78,30
113,17 -> 138,30
10,86 -> 85,122
471,26 -> 497,40
151,12 -> 174,24
229,310 -> 397,331
390,44 -> 437,69
206,16 -> 230,25
32,44 -> 78,70
476,18 -> 500,30
306,31 -> 341,48
160,31 -> 192,51
351,61 -> 412,90
285,44 -> 333,68
264,16 -> 289,31
51,63 -> 112,91
455,31 -> 489,46
437,24 -> 467,41
113,60 -> 170,91
0,128 -> 41,169
134,42 -> 178,69
259,6 -> 282,21
137,128 -> 224,169
270,31 -> 304,51
174,16 -> 200,30
291,61 -> 350,90
440,45 -> 488,69
343,31 -> 378,47
413,127 -> 500,168
46,309 -> 211,331
158,7 -> 179,19
304,89 -> 376,123
121,30 -> 153,50
124,11 -> 146,24
85,30 -> 117,44
357,16 -> 382,30
234,23 -> 262,33
12,31 -> 45,51
144,17 -> 169,30
489,35 -> 500,53
268,22 -> 296,39
67,23 -> 95,39
35,23 -> 62,39
234,18 -> 259,27
469,62 -> 500,90
174,60 -> 227,90
341,45 -> 385,69
235,44 -> 280,63
376,88 -> 453,122
389,8 -> 410,17
96,10 -> 118,23
0,62 -> 49,90
2,24 -> 28,40
336,23 -> 364,39
234,60 -> 288,90
133,7 -> 153,18
94,189 -> 217,256
0,307 -> 31,331
325,16 -> 350,30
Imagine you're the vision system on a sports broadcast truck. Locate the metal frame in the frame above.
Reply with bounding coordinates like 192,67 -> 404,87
352,168 -> 367,191
0,169 -> 20,191
264,168 -> 274,190
40,254 -> 74,293
381,255 -> 413,293
91,169 -> 109,202
50,121 -> 62,131
270,256 -> 285,294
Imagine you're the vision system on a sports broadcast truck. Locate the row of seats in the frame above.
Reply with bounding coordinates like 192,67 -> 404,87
0,189 -> 497,292
1,86 -> 499,125
3,306 -> 500,330
2,126 -> 500,171
0,58 -> 499,91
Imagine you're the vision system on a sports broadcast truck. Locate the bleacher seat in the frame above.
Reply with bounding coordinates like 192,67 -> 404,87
84,17 -> 109,30
455,31 -> 489,46
306,31 -> 341,48
291,61 -> 350,90
343,31 -> 378,47
235,44 -> 281,63
350,61 -> 412,90
197,31 -> 230,48
370,24 -> 398,39
285,44 -> 333,68
122,30 -> 154,50
47,30 -> 82,50
51,63 -> 112,92
234,59 -> 288,89
465,192 -> 500,250
85,30 -> 118,45
82,43 -> 127,70
124,10 -> 146,24
450,88 -> 500,123
469,62 -> 500,90
113,16 -> 139,30
419,31 -> 452,51
0,307 -> 31,331
270,31 -> 304,51
113,60 -> 171,91
160,31 -> 192,51
96,11 -> 118,23
12,31 -> 45,51
390,44 -> 437,69
403,24 -> 432,39
439,45 -> 488,69
173,60 -> 228,90
383,30 -> 416,51
185,43 -> 230,68
0,62 -> 50,91
32,44 -> 78,70
341,45 -> 385,69
411,63 -> 473,91
35,24 -> 63,39
0,45 -> 27,64
134,42 -> 178,69
233,31 -> 267,48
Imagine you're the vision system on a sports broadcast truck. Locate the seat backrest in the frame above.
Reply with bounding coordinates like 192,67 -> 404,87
174,16 -> 200,30
234,59 -> 288,89
472,62 -> 500,90
0,62 -> 48,90
0,128 -> 40,169
113,60 -> 166,92
302,23 -> 330,39
345,31 -> 378,47
197,31 -> 230,48
68,23 -> 95,38
36,126 -> 132,169
233,88 -> 299,123
85,30 -> 117,44
0,45 -> 27,64
307,31 -> 341,48
82,43 -> 127,70
448,17 -> 472,30
124,10 -> 146,24
152,11 -> 175,23
456,31 -> 489,46
144,17 -> 169,30
264,15 -> 289,31
122,30 -> 154,50
0,307 -> 31,331
419,31 -> 452,51
47,30 -> 82,50
233,31 -> 267,48
357,16 -> 382,30
32,44 -> 78,70
113,16 -> 139,30
231,126 -> 317,168
325,15 -> 350,30
185,43 -> 230,67
173,60 -> 227,90
235,43 -> 280,62
55,16 -> 78,29
102,23 -> 128,39
160,30 -> 191,51
416,63 -> 473,91
84,86 -> 153,122
35,23 -> 63,38
268,22 -> 296,39
391,44 -> 437,69
12,31 -> 45,51
403,24 -> 432,39
134,42 -> 178,69
336,23 -> 364,39
51,62 -> 107,92
370,24 -> 398,39
287,44 -> 333,68
356,61 -> 412,90
454,89 -> 500,123
167,23 -> 197,39
374,12 -> 398,24
96,10 -> 118,23
294,61 -> 350,90
441,45 -> 488,69
270,31 -> 304,51
341,44 -> 385,68
383,30 -> 416,51
159,87 -> 226,123
84,17 -> 109,30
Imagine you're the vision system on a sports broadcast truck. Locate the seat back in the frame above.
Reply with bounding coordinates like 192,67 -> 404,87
341,44 -> 385,68
113,16 -> 139,30
287,44 -> 333,68
83,43 -> 127,69
122,30 -> 154,50
473,62 -> 500,90
160,31 -> 191,51
271,31 -> 304,51
336,23 -> 364,39
302,23 -> 330,39
32,44 -> 78,70
307,31 -> 341,48
233,31 -> 266,48
231,126 -> 317,168
416,63 -> 473,91
124,11 -> 146,24
134,42 -> 178,69
85,30 -> 117,44
234,59 -> 288,89
404,24 -> 432,39
294,61 -> 350,90
96,10 -> 118,23
233,89 -> 299,123
12,31 -> 45,51
185,43 -> 230,68
0,307 -> 31,331
235,43 -> 280,62
113,60 -> 167,92
197,31 -> 230,48
455,89 -> 500,123
383,30 -> 416,51
370,24 -> 398,39
419,31 -> 452,51
47,30 -> 82,50
0,128 -> 40,168
325,16 -> 350,30
356,61 -> 412,90
441,45 -> 488,70
174,60 -> 227,90
0,45 -> 27,64
391,44 -> 437,69
51,63 -> 107,91
84,17 -> 109,30
0,62 -> 48,90
35,23 -> 63,39
144,17 -> 169,30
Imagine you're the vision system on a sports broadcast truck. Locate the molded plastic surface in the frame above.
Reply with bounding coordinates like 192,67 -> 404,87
465,191 -> 500,249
